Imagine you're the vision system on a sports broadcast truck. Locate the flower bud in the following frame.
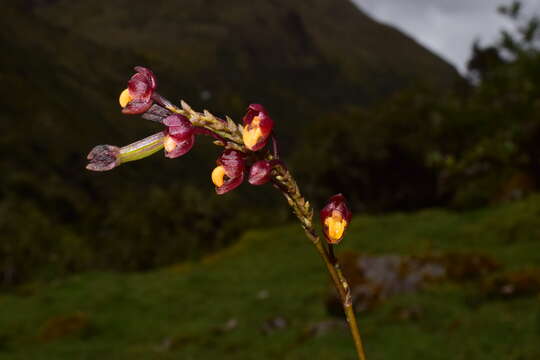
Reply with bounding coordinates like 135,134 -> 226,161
211,150 -> 245,194
119,66 -> 157,115
86,145 -> 121,171
320,194 -> 352,244
248,160 -> 273,185
242,104 -> 274,151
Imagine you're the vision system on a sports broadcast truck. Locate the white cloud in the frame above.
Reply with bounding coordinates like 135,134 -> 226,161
352,0 -> 540,73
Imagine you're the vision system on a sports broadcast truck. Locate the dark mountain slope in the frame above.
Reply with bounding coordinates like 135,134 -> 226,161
29,0 -> 459,116
0,0 -> 460,284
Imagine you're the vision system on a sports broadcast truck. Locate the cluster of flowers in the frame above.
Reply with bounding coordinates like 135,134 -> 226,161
86,66 -> 351,244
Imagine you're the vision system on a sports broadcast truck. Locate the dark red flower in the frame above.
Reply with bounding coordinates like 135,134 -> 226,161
119,66 -> 157,114
242,104 -> 274,151
320,194 -> 352,244
211,150 -> 245,194
248,160 -> 273,185
162,114 -> 195,158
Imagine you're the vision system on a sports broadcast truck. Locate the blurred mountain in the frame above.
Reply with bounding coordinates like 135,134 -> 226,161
2,0 -> 461,202
0,0 -> 460,284
26,0 -> 459,127
4,0 -> 461,157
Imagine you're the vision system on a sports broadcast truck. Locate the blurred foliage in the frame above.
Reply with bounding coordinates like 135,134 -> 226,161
0,180 -> 282,287
432,3 -> 540,208
294,1 -> 540,210
292,89 -> 449,211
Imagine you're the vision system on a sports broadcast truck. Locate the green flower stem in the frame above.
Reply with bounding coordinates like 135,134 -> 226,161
272,164 -> 368,360
119,131 -> 165,164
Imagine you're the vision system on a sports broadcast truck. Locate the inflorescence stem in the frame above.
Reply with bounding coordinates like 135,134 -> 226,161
162,100 -> 367,359
91,76 -> 367,358
271,164 -> 368,360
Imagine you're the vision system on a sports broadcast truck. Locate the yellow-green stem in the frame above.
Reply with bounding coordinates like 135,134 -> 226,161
273,165 -> 367,360
142,100 -> 367,358
119,131 -> 165,164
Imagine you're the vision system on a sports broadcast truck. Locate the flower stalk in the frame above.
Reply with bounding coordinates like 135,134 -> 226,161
86,66 -> 368,359
271,163 -> 367,360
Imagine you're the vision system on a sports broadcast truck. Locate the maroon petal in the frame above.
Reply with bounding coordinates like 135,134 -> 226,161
248,160 -> 272,185
164,114 -> 194,139
258,112 -> 274,135
248,103 -> 266,113
128,73 -> 151,99
122,99 -> 153,114
163,114 -> 186,127
216,171 -> 244,195
134,66 -> 157,91
243,103 -> 267,125
219,150 -> 245,178
164,135 -> 195,159
320,194 -> 352,223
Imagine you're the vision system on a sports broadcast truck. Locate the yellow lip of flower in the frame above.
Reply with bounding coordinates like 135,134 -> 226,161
324,210 -> 348,243
242,116 -> 263,150
163,135 -> 178,153
211,165 -> 227,187
119,88 -> 133,108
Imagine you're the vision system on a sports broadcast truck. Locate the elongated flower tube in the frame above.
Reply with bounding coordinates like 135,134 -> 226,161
248,160 -> 273,185
119,66 -> 157,114
242,104 -> 274,151
87,114 -> 203,171
86,132 -> 165,171
211,150 -> 245,194
320,194 -> 352,244
163,114 -> 195,158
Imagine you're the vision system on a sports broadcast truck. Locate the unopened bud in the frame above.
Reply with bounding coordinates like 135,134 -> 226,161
86,145 -> 121,171
248,160 -> 273,185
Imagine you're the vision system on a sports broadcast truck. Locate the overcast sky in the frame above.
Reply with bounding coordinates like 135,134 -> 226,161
352,0 -> 540,73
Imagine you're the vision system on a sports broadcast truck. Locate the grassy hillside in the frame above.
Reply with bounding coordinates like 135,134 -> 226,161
2,196 -> 540,359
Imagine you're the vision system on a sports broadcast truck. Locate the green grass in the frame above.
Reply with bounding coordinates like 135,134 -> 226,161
2,196 -> 540,359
